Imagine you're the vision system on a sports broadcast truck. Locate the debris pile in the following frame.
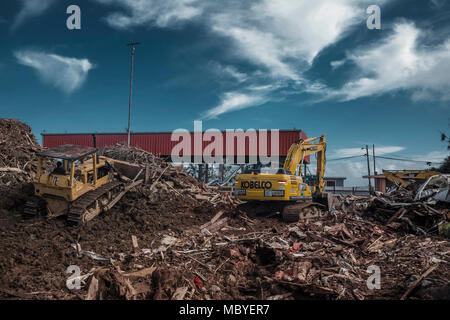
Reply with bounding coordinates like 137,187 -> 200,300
339,175 -> 449,238
0,119 -> 42,186
0,120 -> 448,301
57,206 -> 449,300
100,143 -> 236,214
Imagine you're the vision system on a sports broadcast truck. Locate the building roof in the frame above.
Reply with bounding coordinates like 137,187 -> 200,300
363,175 -> 386,179
37,144 -> 97,160
41,129 -> 304,136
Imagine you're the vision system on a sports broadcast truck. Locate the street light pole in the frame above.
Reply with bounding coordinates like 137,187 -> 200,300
127,42 -> 141,146
365,145 -> 373,194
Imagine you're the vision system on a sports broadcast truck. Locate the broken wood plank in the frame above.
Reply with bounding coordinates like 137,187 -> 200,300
206,217 -> 229,233
131,235 -> 140,253
386,207 -> 406,225
400,264 -> 439,300
123,267 -> 157,278
86,276 -> 99,300
0,167 -> 27,174
200,210 -> 224,230
171,287 -> 188,300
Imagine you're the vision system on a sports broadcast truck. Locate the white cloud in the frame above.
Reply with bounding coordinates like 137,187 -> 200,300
12,0 -> 55,30
329,22 -> 450,101
209,63 -> 248,83
430,0 -> 446,8
94,0 -> 203,29
332,146 -> 405,158
209,0 -> 379,81
202,91 -> 269,120
14,50 -> 94,93
94,0 -> 450,115
330,59 -> 346,70
94,0 -> 392,117
202,81 -> 282,119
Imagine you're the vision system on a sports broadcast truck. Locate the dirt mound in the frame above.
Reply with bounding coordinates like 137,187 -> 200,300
0,119 -> 42,186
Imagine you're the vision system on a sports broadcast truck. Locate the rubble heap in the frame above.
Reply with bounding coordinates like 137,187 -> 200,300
0,118 -> 42,186
339,176 -> 449,238
59,205 -> 449,300
0,123 -> 448,301
99,144 -> 236,214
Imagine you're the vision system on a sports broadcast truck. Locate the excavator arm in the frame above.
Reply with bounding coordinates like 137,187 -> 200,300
283,135 -> 327,193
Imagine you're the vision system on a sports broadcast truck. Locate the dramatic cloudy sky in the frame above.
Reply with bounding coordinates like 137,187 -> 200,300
0,0 -> 449,185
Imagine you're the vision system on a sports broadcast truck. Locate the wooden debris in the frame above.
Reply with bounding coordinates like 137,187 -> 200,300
131,235 -> 140,253
171,287 -> 188,300
86,276 -> 99,300
401,264 -> 439,300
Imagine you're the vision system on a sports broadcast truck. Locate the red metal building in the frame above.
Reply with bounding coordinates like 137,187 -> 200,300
42,130 -> 309,163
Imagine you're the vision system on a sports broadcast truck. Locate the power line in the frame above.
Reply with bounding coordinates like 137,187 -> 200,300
374,155 -> 444,165
327,155 -> 365,161
312,154 -> 444,164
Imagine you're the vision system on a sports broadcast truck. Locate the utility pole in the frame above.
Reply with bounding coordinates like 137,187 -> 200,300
127,42 -> 141,146
366,145 -> 373,194
372,144 -> 376,175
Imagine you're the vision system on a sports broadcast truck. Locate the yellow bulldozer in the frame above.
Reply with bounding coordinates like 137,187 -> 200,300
233,135 -> 328,222
24,144 -> 144,225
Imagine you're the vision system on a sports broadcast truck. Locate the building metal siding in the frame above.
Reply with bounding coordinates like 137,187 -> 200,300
43,130 -> 309,161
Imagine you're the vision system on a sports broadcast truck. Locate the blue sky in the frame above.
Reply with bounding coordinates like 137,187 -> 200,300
0,0 -> 449,185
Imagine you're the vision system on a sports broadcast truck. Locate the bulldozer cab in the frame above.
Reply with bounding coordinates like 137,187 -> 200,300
34,144 -> 112,202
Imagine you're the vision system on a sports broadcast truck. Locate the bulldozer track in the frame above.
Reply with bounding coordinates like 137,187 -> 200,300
23,196 -> 47,218
67,181 -> 124,225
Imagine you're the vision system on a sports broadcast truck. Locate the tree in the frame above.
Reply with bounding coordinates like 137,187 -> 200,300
441,132 -> 450,150
438,156 -> 450,173
438,124 -> 450,173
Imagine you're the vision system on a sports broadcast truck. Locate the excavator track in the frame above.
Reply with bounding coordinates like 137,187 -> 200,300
281,202 -> 326,222
67,181 -> 124,226
23,196 -> 47,218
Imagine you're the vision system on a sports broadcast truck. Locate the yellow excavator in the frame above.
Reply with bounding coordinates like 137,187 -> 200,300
24,144 -> 145,225
234,135 -> 328,222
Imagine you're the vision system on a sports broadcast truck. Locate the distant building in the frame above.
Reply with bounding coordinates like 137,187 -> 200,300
324,177 -> 346,188
363,174 -> 389,193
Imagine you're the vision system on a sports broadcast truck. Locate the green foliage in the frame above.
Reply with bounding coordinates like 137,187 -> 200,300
438,156 -> 450,173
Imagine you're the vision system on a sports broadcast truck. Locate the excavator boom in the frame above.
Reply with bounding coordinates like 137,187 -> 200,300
283,135 -> 327,193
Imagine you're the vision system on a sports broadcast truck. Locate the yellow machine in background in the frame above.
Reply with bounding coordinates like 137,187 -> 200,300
24,144 -> 144,225
234,135 -> 327,221
382,170 -> 440,188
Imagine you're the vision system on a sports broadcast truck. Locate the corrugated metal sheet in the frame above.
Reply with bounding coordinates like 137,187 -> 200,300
43,130 -> 310,162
